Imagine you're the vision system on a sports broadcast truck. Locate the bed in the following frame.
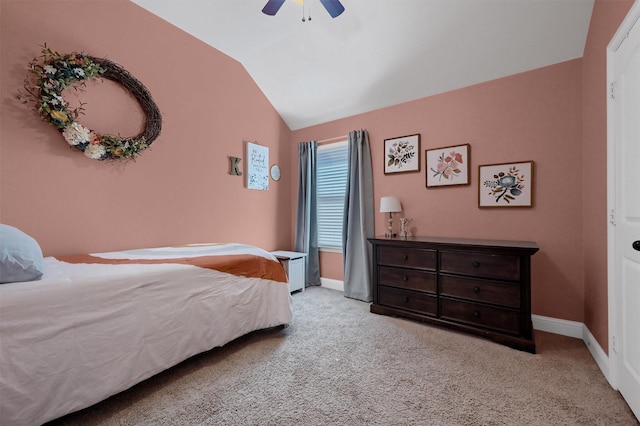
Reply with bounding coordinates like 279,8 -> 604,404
0,241 -> 292,425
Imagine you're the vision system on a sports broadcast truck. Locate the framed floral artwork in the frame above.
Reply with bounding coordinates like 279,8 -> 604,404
384,134 -> 420,174
426,143 -> 470,187
479,161 -> 534,208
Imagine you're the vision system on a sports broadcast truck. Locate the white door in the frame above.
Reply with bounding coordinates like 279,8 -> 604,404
609,1 -> 640,419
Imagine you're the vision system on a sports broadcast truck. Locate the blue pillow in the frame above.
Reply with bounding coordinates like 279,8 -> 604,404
0,224 -> 44,283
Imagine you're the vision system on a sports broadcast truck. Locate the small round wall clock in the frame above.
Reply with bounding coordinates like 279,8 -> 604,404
270,164 -> 281,181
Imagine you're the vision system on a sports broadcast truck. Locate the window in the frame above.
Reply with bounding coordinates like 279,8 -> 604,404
317,141 -> 348,251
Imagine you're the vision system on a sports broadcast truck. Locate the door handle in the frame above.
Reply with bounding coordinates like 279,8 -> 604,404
633,240 -> 640,251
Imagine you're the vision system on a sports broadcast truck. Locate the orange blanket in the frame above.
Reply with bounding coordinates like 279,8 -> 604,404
56,253 -> 288,283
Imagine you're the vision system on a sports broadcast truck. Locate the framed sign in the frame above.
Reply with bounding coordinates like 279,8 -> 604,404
479,161 -> 534,207
246,142 -> 269,191
426,143 -> 470,187
384,134 -> 420,174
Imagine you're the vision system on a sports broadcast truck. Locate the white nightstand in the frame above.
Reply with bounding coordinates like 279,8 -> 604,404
271,251 -> 307,293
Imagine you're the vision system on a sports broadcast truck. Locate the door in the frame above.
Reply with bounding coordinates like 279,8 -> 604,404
609,1 -> 640,419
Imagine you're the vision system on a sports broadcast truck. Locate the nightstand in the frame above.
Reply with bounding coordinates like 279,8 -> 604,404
271,251 -> 307,293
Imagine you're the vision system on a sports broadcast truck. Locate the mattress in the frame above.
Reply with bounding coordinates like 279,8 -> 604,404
0,243 -> 292,425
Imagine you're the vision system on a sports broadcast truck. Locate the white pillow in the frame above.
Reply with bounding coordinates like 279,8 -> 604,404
0,224 -> 44,284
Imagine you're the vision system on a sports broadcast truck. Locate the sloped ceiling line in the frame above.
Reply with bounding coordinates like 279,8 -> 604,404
131,0 -> 594,130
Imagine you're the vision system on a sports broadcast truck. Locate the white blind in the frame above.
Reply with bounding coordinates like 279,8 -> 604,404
317,141 -> 348,250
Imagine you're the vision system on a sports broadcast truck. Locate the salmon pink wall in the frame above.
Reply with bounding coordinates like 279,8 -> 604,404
0,0 -> 292,256
291,0 -> 635,350
292,60 -> 585,322
581,0 -> 634,351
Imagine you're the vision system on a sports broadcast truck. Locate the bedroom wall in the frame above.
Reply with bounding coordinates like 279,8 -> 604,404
0,0 -> 292,256
292,59 -> 585,322
291,0 -> 635,352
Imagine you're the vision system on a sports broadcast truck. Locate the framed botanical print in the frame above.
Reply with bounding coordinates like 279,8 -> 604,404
425,143 -> 470,187
384,134 -> 420,174
479,161 -> 534,207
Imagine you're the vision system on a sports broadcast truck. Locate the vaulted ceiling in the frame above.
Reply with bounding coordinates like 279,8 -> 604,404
131,0 -> 594,130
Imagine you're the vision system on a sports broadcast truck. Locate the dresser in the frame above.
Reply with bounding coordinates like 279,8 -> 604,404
369,236 -> 539,353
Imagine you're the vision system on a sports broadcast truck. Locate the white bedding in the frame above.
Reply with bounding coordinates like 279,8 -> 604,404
0,244 -> 292,425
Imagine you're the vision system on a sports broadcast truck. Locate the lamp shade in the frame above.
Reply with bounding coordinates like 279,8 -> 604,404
380,196 -> 402,213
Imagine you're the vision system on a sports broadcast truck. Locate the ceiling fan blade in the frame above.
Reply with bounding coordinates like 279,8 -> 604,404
319,0 -> 345,18
262,0 -> 286,16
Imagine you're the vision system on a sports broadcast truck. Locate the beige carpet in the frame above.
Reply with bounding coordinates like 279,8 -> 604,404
48,287 -> 638,426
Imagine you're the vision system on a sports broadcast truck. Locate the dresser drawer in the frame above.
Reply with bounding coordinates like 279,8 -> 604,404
440,251 -> 520,281
379,266 -> 437,293
378,246 -> 436,270
440,299 -> 521,335
379,286 -> 437,316
440,275 -> 520,308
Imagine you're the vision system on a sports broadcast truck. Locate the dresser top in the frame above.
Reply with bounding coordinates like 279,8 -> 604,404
369,236 -> 539,253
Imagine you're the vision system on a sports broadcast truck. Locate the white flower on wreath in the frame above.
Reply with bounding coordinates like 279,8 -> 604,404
84,143 -> 106,160
43,65 -> 56,75
62,121 -> 90,146
50,94 -> 65,106
72,68 -> 85,78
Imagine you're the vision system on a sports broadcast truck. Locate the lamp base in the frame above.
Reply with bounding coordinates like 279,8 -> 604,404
385,232 -> 396,238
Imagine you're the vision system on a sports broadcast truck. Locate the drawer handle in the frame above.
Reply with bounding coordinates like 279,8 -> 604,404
474,311 -> 480,318
402,276 -> 409,281
473,286 -> 480,293
404,296 -> 409,303
472,261 -> 480,268
403,255 -> 409,260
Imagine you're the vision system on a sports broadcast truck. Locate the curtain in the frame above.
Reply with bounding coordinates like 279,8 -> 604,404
295,141 -> 321,287
342,130 -> 374,302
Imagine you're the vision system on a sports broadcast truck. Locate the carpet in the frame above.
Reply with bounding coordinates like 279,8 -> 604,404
48,286 -> 638,425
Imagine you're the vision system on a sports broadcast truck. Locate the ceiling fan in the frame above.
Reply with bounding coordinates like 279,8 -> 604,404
262,0 -> 345,19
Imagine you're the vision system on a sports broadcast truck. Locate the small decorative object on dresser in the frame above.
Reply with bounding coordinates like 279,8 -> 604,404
271,250 -> 307,293
369,236 -> 539,353
399,217 -> 412,238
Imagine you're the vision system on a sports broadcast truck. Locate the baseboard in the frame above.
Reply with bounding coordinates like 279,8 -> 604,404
582,326 -> 611,386
320,278 -> 344,292
531,314 -> 583,339
532,314 -> 611,385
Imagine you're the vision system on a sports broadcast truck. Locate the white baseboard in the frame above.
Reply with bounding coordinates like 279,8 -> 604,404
320,278 -> 344,292
583,326 -> 611,385
532,314 -> 610,384
532,314 -> 583,339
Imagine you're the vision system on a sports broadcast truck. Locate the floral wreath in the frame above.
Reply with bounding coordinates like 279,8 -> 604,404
18,45 -> 162,160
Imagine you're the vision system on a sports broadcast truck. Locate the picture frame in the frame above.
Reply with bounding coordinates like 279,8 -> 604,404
425,143 -> 470,187
246,142 -> 269,191
478,161 -> 534,208
384,134 -> 420,174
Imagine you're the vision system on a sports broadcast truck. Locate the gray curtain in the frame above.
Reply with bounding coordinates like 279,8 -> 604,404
295,141 -> 321,287
342,130 -> 374,302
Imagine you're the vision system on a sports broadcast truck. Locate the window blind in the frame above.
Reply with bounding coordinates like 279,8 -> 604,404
317,141 -> 348,250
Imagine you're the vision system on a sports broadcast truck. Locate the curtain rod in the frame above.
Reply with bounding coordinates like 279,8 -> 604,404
317,135 -> 347,145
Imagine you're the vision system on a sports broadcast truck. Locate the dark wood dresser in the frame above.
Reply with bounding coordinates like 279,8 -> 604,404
369,236 -> 539,353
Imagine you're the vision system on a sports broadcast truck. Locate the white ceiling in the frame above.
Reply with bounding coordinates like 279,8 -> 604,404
130,0 -> 594,130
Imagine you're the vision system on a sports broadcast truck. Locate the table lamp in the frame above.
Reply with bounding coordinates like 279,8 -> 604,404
380,196 -> 402,238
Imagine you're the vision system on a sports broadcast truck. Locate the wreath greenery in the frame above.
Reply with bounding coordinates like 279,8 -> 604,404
18,45 -> 162,160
